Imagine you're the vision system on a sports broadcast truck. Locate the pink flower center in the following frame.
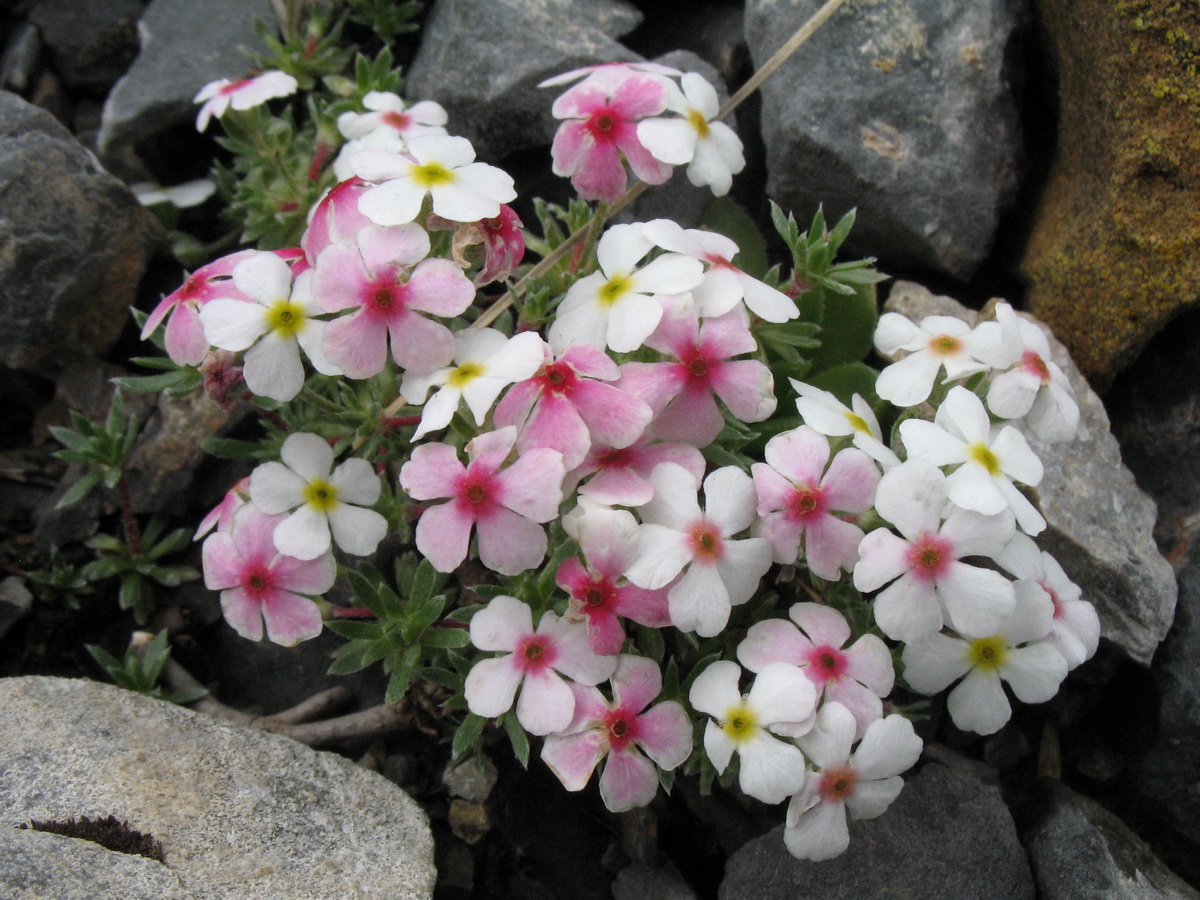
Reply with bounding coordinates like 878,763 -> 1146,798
373,288 -> 393,309
594,446 -> 633,469
457,468 -> 500,514
818,766 -> 858,801
604,708 -> 638,752
1041,581 -> 1064,618
786,484 -> 826,522
539,360 -> 578,397
689,521 -> 724,562
1021,350 -> 1051,383
243,566 -> 274,597
905,533 -> 953,582
515,634 -> 558,673
587,107 -> 621,141
804,644 -> 847,684
382,110 -> 412,131
705,253 -> 735,271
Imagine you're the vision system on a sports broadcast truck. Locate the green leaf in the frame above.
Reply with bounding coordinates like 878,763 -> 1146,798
805,362 -> 881,405
327,643 -> 373,674
452,713 -> 487,760
804,282 -> 879,374
503,712 -> 530,769
384,666 -> 413,705
423,627 -> 471,649
56,470 -> 104,508
326,620 -> 383,641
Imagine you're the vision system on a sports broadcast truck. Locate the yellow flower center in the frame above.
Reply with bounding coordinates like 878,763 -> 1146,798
265,300 -> 306,338
968,442 -> 1001,475
597,275 -> 632,308
304,478 -> 339,512
411,162 -> 454,188
446,361 -> 483,389
687,109 -> 711,138
722,704 -> 757,743
929,334 -> 962,356
845,411 -> 870,434
968,635 -> 1007,670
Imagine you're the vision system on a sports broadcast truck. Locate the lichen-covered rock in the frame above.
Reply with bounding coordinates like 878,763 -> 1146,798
0,676 -> 435,900
0,91 -> 160,373
405,0 -> 643,162
719,762 -> 1034,900
745,0 -> 1024,281
1021,0 -> 1200,389
98,0 -> 276,152
883,281 -> 1177,665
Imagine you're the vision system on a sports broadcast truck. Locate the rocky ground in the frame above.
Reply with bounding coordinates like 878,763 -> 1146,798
1,0 -> 1198,898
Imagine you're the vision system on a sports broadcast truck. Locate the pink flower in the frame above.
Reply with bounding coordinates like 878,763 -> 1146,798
738,603 -> 894,739
557,503 -> 671,655
464,595 -> 617,735
570,434 -> 706,507
494,343 -> 652,470
193,476 -> 250,540
141,249 -> 256,365
538,61 -> 682,90
473,205 -> 526,285
399,427 -> 565,575
336,92 -> 448,141
618,298 -> 776,448
311,223 -> 475,377
202,506 -> 334,646
541,655 -> 691,811
625,463 -> 773,637
750,425 -> 878,579
550,71 -> 673,202
194,70 -> 298,132
302,178 -> 376,264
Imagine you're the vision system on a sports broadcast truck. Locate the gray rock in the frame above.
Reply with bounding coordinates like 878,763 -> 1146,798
613,862 -> 698,900
0,676 -> 435,900
719,761 -> 1034,900
0,21 -> 43,95
0,575 -> 32,642
1,826 -> 189,900
884,282 -> 1177,665
745,0 -> 1024,281
28,0 -> 144,94
405,0 -> 644,162
1023,779 -> 1200,900
1132,539 -> 1200,863
0,91 -> 160,374
98,0 -> 276,153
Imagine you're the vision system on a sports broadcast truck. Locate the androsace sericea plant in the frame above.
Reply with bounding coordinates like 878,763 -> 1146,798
131,38 -> 1101,865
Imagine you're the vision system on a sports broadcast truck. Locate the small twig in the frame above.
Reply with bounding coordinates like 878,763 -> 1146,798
162,657 -> 416,748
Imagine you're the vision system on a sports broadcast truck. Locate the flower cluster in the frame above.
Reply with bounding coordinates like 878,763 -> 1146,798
145,60 -> 1103,864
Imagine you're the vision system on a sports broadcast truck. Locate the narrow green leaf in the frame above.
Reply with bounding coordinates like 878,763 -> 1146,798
503,712 -> 531,769
452,713 -> 486,760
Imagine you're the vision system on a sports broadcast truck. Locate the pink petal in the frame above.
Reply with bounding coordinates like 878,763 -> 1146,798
476,506 -> 547,575
738,617 -> 811,671
542,730 -> 607,791
415,501 -> 475,572
599,747 -> 659,812
220,587 -> 264,641
399,443 -> 463,500
260,588 -> 324,646
610,655 -> 661,715
517,668 -> 575,735
633,701 -> 692,770
323,310 -> 389,379
465,654 -> 525,718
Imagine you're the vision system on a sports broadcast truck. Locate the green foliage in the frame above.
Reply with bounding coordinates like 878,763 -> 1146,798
87,631 -> 208,705
83,518 -> 199,623
26,548 -> 93,610
326,556 -> 470,704
50,392 -> 138,509
345,0 -> 424,43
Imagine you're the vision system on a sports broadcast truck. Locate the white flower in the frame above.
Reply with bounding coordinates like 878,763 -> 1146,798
690,660 -> 816,804
401,329 -> 546,440
193,70 -> 298,132
790,380 -> 901,468
132,179 -> 216,209
902,579 -> 1069,735
853,460 -> 1016,642
785,702 -> 922,861
974,303 -> 1080,443
337,92 -> 448,141
873,314 -> 995,407
636,73 -> 745,196
900,386 -> 1046,534
625,462 -> 773,637
997,533 -> 1099,669
352,134 -> 516,225
547,223 -> 704,354
642,219 -> 797,322
249,432 -> 388,560
198,252 -> 339,402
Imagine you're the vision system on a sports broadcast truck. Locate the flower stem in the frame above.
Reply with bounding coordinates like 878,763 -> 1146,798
117,472 -> 141,557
